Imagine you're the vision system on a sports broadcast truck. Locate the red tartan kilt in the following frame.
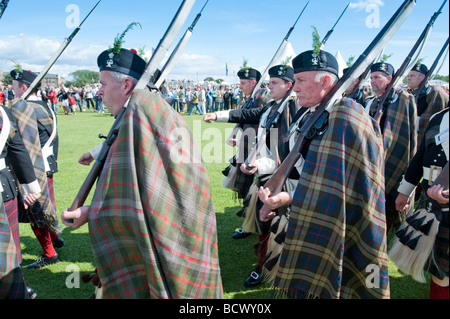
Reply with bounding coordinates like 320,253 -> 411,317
4,197 -> 21,263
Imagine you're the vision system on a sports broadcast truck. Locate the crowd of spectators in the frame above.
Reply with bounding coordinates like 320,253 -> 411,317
163,83 -> 247,115
2,81 -> 268,118
1,83 -> 105,116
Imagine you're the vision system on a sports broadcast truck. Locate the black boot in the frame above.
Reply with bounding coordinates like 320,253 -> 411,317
232,228 -> 251,239
26,253 -> 60,269
244,269 -> 262,288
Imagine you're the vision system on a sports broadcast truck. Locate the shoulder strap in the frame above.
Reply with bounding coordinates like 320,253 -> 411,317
0,107 -> 11,155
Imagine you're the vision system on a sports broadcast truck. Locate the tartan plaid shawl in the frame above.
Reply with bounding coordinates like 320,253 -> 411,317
89,89 -> 223,299
10,100 -> 58,230
0,204 -> 26,298
233,88 -> 271,198
417,86 -> 448,144
382,90 -> 417,203
273,98 -> 390,299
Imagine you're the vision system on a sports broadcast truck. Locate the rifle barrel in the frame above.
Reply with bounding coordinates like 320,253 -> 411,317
21,0 -> 102,100
252,0 -> 309,98
263,0 -> 416,196
136,0 -> 196,90
321,2 -> 350,47
156,0 -> 209,88
284,0 -> 309,40
374,0 -> 446,122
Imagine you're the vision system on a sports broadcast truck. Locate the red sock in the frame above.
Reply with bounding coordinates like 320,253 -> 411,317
31,225 -> 56,258
430,280 -> 449,299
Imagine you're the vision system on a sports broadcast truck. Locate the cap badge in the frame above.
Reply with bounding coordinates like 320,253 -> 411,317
311,53 -> 319,66
278,67 -> 285,76
106,52 -> 115,68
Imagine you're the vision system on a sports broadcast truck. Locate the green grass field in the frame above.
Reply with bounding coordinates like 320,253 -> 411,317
17,109 -> 430,299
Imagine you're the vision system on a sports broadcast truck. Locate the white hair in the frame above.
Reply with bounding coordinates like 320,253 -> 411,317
314,71 -> 338,85
110,71 -> 138,86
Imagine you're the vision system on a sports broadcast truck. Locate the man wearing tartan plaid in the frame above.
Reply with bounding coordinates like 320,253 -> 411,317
1,105 -> 42,299
0,202 -> 26,298
204,64 -> 300,288
1,104 -> 42,298
62,44 -> 223,299
406,63 -> 448,144
258,50 -> 390,299
9,67 -> 64,270
394,107 -> 449,299
364,62 -> 418,231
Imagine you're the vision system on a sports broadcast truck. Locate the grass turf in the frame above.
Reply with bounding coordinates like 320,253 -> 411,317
17,110 -> 430,299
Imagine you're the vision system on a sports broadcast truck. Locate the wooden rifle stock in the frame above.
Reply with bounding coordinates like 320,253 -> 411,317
263,111 -> 328,196
264,133 -> 306,196
69,161 -> 103,212
65,107 -> 125,222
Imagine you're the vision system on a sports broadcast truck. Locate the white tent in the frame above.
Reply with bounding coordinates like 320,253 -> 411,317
335,50 -> 347,78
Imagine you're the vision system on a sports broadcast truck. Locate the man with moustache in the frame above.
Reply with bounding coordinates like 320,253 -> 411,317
257,49 -> 389,299
62,25 -> 223,299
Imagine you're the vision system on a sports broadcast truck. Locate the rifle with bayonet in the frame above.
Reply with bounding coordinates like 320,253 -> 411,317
262,0 -> 416,198
155,0 -> 209,88
244,4 -> 349,170
135,0 -> 196,90
414,37 -> 449,105
65,0 -> 195,221
21,0 -> 101,100
252,1 -> 310,99
227,1 -> 309,145
373,0 -> 447,123
320,2 -> 350,49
